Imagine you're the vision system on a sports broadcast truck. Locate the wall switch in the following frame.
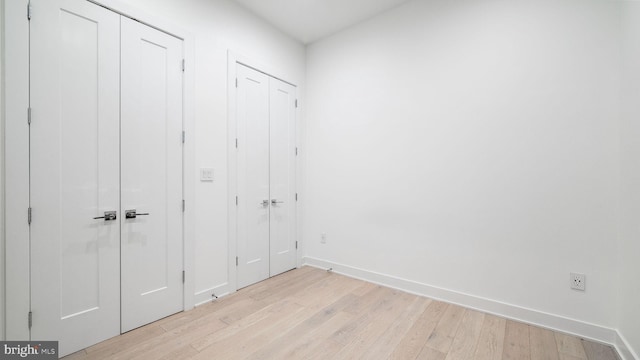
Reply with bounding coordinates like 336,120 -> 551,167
200,168 -> 214,182
570,273 -> 586,291
320,233 -> 327,244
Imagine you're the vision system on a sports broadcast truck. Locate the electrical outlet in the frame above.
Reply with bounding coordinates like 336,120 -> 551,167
200,168 -> 214,182
570,273 -> 586,291
320,233 -> 327,244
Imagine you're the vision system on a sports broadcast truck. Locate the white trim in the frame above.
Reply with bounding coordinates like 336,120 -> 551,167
182,28 -> 196,312
86,0 -> 186,41
3,0 -> 197,339
227,51 -> 238,296
616,330 -> 639,360
303,256 -> 628,356
193,283 -> 231,307
4,0 -> 30,341
227,50 -> 302,294
0,0 -> 6,342
229,51 -> 300,91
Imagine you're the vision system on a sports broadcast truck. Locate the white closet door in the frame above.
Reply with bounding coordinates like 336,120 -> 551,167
30,0 -> 121,356
237,64 -> 271,289
269,78 -> 297,276
120,16 -> 184,332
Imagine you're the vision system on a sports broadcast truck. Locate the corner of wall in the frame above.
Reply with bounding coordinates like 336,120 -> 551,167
616,330 -> 640,360
618,2 -> 640,359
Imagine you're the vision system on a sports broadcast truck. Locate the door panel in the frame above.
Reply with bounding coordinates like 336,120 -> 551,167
236,64 -> 297,289
30,0 -> 121,356
120,17 -> 184,332
269,79 -> 297,276
237,64 -> 271,289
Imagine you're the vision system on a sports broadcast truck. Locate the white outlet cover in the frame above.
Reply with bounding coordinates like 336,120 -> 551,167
200,168 -> 214,182
570,273 -> 586,291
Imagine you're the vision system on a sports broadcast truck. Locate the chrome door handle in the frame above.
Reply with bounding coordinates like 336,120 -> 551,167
271,199 -> 284,205
261,200 -> 269,207
94,211 -> 117,221
125,209 -> 150,219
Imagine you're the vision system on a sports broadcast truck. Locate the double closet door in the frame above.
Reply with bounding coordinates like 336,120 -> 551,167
236,64 -> 297,289
29,0 -> 184,356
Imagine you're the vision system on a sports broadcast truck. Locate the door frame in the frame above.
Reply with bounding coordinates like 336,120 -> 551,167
227,51 -> 302,296
2,0 -> 196,340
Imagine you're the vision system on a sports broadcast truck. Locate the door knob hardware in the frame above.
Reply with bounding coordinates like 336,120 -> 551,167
261,200 -> 269,207
125,209 -> 150,219
94,211 -> 117,221
271,199 -> 284,205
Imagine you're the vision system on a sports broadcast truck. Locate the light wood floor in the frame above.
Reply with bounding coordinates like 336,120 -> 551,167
64,266 -> 620,360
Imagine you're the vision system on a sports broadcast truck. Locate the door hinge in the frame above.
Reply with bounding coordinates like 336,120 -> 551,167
28,107 -> 32,125
182,271 -> 185,283
296,193 -> 298,201
182,200 -> 185,212
182,59 -> 185,72
295,99 -> 298,108
28,207 -> 32,225
235,138 -> 238,149
235,78 -> 238,88
27,2 -> 32,21
295,147 -> 298,156
236,256 -> 238,266
28,311 -> 32,329
235,196 -> 238,206
295,241 -> 298,250
182,130 -> 185,144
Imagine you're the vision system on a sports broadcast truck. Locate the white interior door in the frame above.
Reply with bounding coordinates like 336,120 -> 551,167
237,64 -> 271,289
120,16 -> 184,332
236,64 -> 297,289
269,78 -> 297,276
30,0 -> 121,356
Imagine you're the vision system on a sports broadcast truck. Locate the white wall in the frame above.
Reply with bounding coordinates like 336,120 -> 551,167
0,0 -> 5,341
305,0 -> 621,335
115,0 -> 306,302
619,2 -> 640,358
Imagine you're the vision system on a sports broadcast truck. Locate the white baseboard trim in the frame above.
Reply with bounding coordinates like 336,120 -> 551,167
194,283 -> 232,307
303,256 -> 633,359
616,330 -> 639,360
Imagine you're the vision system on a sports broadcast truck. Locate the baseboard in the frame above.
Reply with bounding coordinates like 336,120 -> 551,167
194,283 -> 232,307
616,330 -> 639,360
303,256 -> 629,357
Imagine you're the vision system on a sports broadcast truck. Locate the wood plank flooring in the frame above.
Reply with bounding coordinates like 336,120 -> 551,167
63,267 -> 620,360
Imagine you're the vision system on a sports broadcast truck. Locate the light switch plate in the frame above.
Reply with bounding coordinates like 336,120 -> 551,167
200,168 -> 214,182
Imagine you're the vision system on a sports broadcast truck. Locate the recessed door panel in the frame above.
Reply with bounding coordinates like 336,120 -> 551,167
269,78 -> 297,276
237,64 -> 271,289
30,0 -> 121,356
120,16 -> 184,332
